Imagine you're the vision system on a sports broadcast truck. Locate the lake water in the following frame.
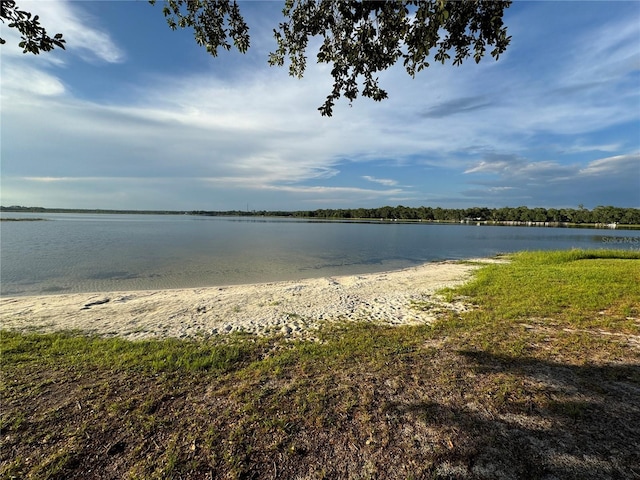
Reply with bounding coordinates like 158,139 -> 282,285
1,213 -> 639,296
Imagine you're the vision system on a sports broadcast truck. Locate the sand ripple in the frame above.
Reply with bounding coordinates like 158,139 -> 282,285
0,260 -> 497,340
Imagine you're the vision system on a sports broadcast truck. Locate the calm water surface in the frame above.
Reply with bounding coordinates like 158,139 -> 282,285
1,213 -> 638,296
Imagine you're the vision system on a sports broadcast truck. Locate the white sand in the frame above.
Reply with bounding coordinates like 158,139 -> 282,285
0,260 -> 497,340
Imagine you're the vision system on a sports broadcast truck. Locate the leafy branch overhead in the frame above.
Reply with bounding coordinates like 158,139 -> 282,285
0,0 -> 66,54
1,0 -> 511,116
153,0 -> 512,115
150,0 -> 250,56
272,0 -> 512,115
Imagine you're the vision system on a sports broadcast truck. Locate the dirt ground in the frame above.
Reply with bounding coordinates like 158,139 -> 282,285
2,334 -> 639,479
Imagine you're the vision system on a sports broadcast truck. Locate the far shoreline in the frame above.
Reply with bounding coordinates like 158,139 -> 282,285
2,206 -> 639,230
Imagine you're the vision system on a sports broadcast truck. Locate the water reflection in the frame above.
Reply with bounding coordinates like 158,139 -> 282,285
1,214 -> 638,295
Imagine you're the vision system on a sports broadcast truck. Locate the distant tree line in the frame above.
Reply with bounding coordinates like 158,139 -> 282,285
190,210 -> 295,217
3,205 -> 639,225
290,205 -> 640,225
0,206 -> 180,215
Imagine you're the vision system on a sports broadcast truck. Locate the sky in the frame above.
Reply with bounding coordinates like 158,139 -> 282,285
1,0 -> 639,211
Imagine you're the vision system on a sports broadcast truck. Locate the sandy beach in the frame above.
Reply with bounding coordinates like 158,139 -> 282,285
0,259 -> 497,340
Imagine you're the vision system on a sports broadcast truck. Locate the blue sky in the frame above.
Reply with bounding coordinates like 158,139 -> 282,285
1,0 -> 639,211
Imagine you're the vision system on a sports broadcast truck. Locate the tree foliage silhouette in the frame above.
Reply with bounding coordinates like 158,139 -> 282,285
2,0 -> 512,116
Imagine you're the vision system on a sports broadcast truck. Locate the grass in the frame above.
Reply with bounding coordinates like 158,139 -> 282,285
440,250 -> 640,364
1,249 -> 639,479
449,249 -> 639,328
1,330 -> 266,374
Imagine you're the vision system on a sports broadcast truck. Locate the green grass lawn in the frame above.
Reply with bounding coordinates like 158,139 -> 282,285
1,249 -> 639,479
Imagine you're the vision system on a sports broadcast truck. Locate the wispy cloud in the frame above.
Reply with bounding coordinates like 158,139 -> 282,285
463,155 -> 523,175
362,176 -> 398,186
40,0 -> 124,63
579,153 -> 640,176
562,142 -> 622,154
0,65 -> 66,97
2,0 -> 124,63
462,153 -> 640,208
420,96 -> 493,119
465,153 -> 639,181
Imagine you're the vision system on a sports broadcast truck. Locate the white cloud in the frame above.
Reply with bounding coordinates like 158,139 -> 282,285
464,160 -> 512,175
563,142 -> 622,154
579,153 -> 640,176
566,14 -> 640,84
261,184 -> 403,196
19,0 -> 125,63
462,152 -> 640,208
22,176 -> 84,183
362,176 -> 398,186
0,64 -> 65,97
465,154 -> 639,184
